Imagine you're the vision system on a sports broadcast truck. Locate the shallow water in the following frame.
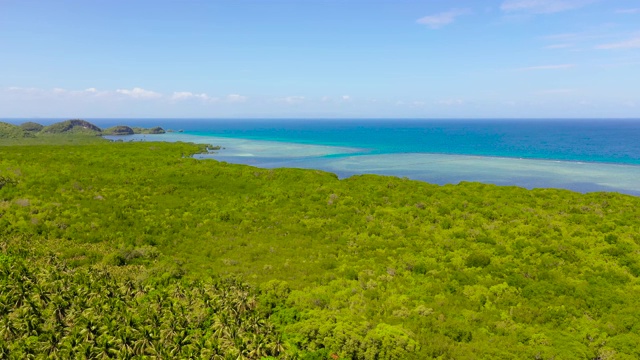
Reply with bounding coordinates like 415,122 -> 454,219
99,118 -> 640,165
105,133 -> 640,196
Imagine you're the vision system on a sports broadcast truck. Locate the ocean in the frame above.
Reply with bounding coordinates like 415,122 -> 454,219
17,118 -> 640,195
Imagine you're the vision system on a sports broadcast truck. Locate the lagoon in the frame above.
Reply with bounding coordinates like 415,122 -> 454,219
105,123 -> 640,196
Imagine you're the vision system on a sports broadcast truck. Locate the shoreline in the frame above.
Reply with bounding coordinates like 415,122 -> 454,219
104,133 -> 640,196
105,131 -> 640,166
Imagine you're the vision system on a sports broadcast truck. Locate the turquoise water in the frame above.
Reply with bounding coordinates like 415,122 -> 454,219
110,119 -> 640,164
98,118 -> 640,196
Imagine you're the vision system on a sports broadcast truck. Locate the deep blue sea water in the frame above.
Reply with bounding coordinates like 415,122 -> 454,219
12,118 -> 640,164
8,118 -> 640,195
96,118 -> 640,165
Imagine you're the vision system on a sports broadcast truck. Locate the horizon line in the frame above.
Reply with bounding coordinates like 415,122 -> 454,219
4,117 -> 640,121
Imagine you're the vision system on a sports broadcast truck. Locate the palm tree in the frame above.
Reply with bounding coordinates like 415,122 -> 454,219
43,330 -> 62,358
95,334 -> 119,359
268,334 -> 286,355
0,315 -> 18,340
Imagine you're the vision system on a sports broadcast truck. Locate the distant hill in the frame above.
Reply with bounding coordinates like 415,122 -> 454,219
0,121 -> 32,139
132,126 -> 166,134
103,125 -> 134,135
2,119 -> 170,143
20,121 -> 44,133
41,119 -> 102,135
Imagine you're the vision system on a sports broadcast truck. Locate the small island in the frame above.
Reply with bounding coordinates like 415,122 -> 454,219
102,125 -> 135,135
0,119 -> 166,139
41,119 -> 102,135
131,126 -> 166,134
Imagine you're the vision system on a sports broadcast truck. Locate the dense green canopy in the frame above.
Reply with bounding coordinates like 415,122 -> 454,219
19,121 -> 44,133
1,138 -> 639,359
131,126 -> 166,134
40,119 -> 103,135
103,125 -> 135,135
0,122 -> 31,139
0,120 -> 165,141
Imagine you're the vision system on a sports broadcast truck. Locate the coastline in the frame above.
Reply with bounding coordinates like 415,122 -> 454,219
104,132 -> 640,196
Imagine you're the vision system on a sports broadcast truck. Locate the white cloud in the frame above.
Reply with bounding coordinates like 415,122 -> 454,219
417,8 -> 470,29
7,86 -> 42,94
171,91 -> 211,101
501,0 -> 596,14
341,95 -> 351,102
596,37 -> 640,50
3,86 -> 258,114
116,87 -> 162,99
278,96 -> 305,104
71,88 -> 110,97
7,86 -> 111,98
4,86 -> 255,105
396,100 -> 427,107
518,64 -> 575,70
226,94 -> 247,103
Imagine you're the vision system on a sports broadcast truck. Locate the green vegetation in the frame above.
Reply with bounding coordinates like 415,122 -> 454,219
41,119 -> 102,135
19,121 -> 44,133
131,126 -> 166,134
103,125 -> 135,135
0,122 -> 31,139
0,120 -> 165,145
0,249 -> 285,359
1,137 -> 640,359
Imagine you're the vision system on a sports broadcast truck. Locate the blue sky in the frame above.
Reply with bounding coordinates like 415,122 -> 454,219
1,0 -> 639,118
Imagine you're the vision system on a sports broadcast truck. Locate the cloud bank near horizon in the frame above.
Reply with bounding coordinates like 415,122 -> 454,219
1,1 -> 638,118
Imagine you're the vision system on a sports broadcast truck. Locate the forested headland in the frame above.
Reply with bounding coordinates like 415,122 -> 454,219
0,120 -> 165,144
1,122 -> 640,359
